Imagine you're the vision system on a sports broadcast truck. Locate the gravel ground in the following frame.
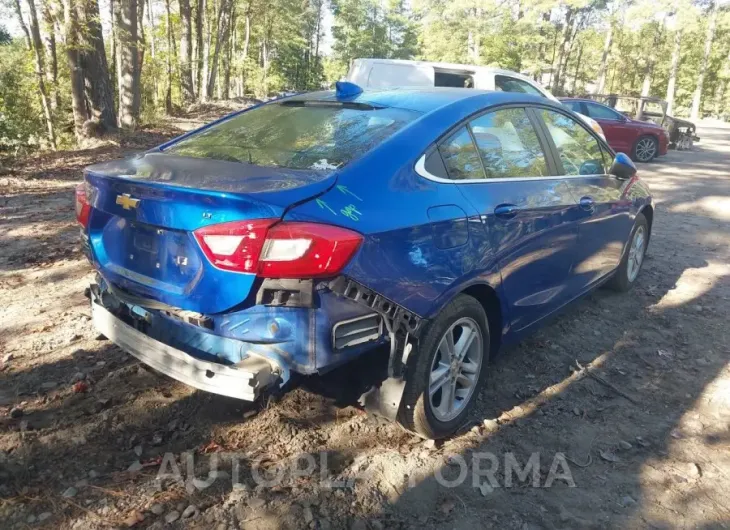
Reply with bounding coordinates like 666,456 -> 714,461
1,117 -> 729,529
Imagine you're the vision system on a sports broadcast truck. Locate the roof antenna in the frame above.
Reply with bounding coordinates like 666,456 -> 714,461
335,81 -> 362,99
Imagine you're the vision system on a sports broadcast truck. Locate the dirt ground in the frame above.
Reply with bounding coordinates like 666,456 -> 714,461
1,113 -> 729,530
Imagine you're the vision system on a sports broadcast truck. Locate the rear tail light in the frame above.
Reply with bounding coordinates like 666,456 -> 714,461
193,220 -> 363,278
75,183 -> 91,228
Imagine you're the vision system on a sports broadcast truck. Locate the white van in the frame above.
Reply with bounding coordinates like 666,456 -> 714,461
346,59 -> 605,138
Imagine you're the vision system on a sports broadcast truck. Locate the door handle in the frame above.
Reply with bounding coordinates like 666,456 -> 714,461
579,196 -> 595,210
494,204 -> 519,219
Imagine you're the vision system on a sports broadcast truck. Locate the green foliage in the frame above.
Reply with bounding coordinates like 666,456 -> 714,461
0,40 -> 43,149
2,0 -> 730,152
0,24 -> 10,45
330,0 -> 418,75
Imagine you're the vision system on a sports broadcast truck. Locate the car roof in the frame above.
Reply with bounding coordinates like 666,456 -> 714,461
284,87 -> 550,114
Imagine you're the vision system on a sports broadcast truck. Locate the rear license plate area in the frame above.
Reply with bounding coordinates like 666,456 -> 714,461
133,229 -> 159,254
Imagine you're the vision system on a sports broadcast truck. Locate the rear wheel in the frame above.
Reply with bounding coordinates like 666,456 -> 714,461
607,213 -> 648,292
398,295 -> 489,439
632,135 -> 658,162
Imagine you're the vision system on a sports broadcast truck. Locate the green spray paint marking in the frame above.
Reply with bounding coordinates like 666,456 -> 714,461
341,204 -> 361,222
336,185 -> 362,201
316,198 -> 337,216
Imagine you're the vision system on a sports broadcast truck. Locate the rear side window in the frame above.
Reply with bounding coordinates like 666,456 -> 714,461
435,71 -> 474,88
438,127 -> 485,180
539,109 -> 606,176
469,108 -> 548,178
494,75 -> 545,97
165,102 -> 420,170
585,102 -> 624,121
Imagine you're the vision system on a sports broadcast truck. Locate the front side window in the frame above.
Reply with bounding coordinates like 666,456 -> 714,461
539,110 -> 606,176
438,127 -> 485,180
165,102 -> 420,170
494,75 -> 545,97
469,108 -> 549,178
585,102 -> 624,121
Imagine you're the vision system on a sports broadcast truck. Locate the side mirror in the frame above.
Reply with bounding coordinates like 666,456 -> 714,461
609,152 -> 637,180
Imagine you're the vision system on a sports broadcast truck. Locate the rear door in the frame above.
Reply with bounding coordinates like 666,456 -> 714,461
583,101 -> 637,152
435,106 -> 582,332
534,108 -> 634,290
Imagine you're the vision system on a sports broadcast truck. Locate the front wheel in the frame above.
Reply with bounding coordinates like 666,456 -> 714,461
633,135 -> 658,162
607,213 -> 649,292
398,295 -> 489,439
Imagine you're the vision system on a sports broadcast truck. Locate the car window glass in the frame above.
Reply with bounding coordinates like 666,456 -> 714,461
165,102 -> 420,169
539,109 -> 606,175
563,101 -> 583,113
585,102 -> 623,121
494,75 -> 545,97
469,108 -> 548,178
438,127 -> 485,180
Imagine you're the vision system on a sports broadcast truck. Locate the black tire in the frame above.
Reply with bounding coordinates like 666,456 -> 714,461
606,213 -> 649,292
398,294 -> 490,439
632,135 -> 659,163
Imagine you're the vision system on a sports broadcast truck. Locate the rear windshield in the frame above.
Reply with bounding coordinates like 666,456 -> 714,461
164,102 -> 420,170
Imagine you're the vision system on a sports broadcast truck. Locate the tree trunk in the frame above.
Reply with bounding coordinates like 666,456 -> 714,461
222,4 -> 235,100
13,0 -> 33,50
136,0 -> 145,113
110,0 -> 117,103
559,17 -> 580,94
595,22 -> 613,94
238,10 -> 250,96
551,8 -> 573,94
666,29 -> 682,116
572,43 -> 583,93
79,0 -> 117,133
26,0 -> 56,149
179,0 -> 196,102
63,0 -> 89,140
200,0 -> 212,101
641,19 -> 664,98
147,0 -> 157,105
691,1 -> 718,120
116,0 -> 140,128
165,0 -> 174,113
41,1 -> 59,110
206,0 -> 232,99
195,0 -> 205,94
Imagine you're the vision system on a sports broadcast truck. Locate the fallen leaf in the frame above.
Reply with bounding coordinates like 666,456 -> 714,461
599,450 -> 620,463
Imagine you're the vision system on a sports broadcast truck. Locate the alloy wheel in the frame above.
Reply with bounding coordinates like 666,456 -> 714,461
627,225 -> 646,282
636,138 -> 657,162
428,317 -> 483,422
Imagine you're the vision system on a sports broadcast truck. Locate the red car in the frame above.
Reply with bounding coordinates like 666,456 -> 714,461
560,98 -> 669,162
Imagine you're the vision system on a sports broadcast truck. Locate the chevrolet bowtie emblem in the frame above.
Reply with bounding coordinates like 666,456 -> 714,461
116,193 -> 140,210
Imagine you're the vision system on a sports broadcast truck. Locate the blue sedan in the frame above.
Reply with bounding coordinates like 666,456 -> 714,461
76,84 -> 653,439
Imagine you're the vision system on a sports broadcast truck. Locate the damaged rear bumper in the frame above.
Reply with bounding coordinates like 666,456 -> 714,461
91,296 -> 284,401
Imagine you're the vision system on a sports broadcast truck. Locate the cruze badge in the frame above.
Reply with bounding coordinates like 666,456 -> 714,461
116,193 -> 140,210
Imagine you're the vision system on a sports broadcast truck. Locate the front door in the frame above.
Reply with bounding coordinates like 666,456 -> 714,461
583,101 -> 638,153
435,106 -> 582,332
535,108 -> 634,289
